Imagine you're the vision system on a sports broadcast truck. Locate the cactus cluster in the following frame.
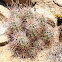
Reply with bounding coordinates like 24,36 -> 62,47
7,6 -> 54,59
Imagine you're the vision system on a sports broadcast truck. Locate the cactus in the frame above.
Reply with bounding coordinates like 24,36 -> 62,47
7,5 -> 54,59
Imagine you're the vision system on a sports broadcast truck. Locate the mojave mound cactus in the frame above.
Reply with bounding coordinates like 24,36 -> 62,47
6,5 -> 54,59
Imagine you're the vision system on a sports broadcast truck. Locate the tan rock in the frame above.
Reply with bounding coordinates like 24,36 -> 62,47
0,13 -> 5,21
32,6 -> 57,26
0,20 -> 9,43
0,5 -> 10,19
32,0 -> 62,26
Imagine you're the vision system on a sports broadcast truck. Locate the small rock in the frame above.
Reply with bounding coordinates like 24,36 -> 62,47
0,23 -> 8,35
0,5 -> 10,19
0,21 -> 9,44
